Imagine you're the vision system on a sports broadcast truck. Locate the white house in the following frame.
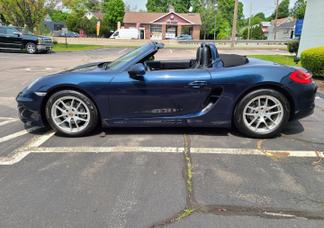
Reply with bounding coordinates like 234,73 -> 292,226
267,17 -> 296,41
298,0 -> 324,56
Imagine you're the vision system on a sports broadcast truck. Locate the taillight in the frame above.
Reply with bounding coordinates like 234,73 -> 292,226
289,69 -> 312,84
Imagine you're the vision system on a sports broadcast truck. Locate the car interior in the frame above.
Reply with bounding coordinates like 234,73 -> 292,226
141,43 -> 249,71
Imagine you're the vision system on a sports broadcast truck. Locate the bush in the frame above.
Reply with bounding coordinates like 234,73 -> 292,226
287,40 -> 299,54
301,46 -> 324,78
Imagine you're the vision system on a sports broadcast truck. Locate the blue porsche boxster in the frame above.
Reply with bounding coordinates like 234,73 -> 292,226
16,42 -> 317,138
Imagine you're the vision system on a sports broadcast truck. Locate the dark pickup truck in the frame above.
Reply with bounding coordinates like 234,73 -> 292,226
0,26 -> 53,54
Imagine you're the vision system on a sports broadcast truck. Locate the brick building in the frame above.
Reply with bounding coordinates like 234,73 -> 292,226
123,10 -> 201,40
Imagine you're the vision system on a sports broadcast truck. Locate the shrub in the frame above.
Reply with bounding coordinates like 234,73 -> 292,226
301,46 -> 324,78
287,40 -> 299,54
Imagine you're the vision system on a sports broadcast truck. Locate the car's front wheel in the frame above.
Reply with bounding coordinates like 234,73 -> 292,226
25,42 -> 37,54
234,89 -> 290,138
45,90 -> 99,137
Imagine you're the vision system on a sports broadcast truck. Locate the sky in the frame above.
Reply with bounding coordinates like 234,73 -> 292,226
124,0 -> 298,18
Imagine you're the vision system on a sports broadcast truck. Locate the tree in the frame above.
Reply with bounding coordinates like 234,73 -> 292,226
103,0 -> 125,31
146,0 -> 200,13
199,0 -> 244,39
291,0 -> 306,19
199,1 -> 215,39
271,0 -> 290,19
146,0 -> 167,12
242,24 -> 266,40
48,9 -> 69,22
0,0 -> 54,32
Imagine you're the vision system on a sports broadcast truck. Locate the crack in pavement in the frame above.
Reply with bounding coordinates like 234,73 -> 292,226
150,135 -> 324,227
150,134 -> 197,227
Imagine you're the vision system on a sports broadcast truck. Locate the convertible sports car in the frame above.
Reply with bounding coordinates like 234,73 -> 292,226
16,42 -> 317,138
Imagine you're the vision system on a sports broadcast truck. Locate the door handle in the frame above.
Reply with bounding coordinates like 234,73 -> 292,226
188,81 -> 207,89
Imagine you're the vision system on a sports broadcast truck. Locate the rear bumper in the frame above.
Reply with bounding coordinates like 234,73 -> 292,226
288,81 -> 317,120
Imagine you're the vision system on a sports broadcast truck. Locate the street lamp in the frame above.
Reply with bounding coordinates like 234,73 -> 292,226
213,0 -> 218,40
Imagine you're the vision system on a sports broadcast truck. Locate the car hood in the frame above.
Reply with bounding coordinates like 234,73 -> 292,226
22,34 -> 52,40
64,61 -> 111,73
24,63 -> 117,94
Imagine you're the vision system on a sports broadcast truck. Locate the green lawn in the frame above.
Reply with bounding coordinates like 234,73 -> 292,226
53,44 -> 105,52
249,55 -> 301,67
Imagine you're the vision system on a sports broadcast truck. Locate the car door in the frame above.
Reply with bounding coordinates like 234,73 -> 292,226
0,27 -> 9,48
4,27 -> 22,49
108,68 -> 212,122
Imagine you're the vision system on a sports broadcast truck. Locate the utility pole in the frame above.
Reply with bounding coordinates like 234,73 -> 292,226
231,0 -> 238,48
213,0 -> 218,40
247,0 -> 252,40
273,0 -> 279,40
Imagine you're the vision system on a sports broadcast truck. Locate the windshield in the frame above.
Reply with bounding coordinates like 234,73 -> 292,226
16,27 -> 33,35
108,43 -> 153,70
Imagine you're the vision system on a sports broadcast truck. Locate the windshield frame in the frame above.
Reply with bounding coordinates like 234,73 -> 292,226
107,42 -> 159,71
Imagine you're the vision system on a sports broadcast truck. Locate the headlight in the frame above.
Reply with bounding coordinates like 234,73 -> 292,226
37,38 -> 43,44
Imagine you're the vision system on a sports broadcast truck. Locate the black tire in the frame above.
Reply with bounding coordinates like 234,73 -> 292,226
45,90 -> 99,137
25,42 -> 37,54
234,89 -> 290,138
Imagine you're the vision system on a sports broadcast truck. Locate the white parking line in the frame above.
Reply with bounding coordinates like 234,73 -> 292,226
26,146 -> 322,158
118,48 -> 128,54
0,131 -> 54,165
0,117 -> 17,120
0,150 -> 31,165
25,131 -> 55,148
0,119 -> 18,127
0,127 -> 40,144
0,143 -> 322,165
0,125 -> 322,165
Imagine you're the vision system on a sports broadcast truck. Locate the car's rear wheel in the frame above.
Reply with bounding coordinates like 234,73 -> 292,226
234,89 -> 290,138
26,42 -> 37,54
45,90 -> 98,137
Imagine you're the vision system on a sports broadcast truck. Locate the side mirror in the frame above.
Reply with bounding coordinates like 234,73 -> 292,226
128,63 -> 145,79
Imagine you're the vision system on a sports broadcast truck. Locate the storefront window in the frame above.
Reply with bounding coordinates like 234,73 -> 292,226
150,24 -> 162,33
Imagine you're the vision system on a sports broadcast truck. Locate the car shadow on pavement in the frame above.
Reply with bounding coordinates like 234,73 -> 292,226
100,127 -> 234,137
25,120 -> 305,139
281,120 -> 304,135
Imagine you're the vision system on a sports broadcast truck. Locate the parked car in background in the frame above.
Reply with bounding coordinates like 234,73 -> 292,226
60,31 -> 80,38
110,28 -> 139,39
176,34 -> 193,40
52,30 -> 80,38
0,26 -> 53,54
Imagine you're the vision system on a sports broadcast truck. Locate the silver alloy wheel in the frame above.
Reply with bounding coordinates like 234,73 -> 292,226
242,95 -> 284,134
51,96 -> 91,134
26,43 -> 36,54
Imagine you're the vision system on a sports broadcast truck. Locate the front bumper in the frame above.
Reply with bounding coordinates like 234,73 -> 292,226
36,44 -> 53,51
16,91 -> 46,127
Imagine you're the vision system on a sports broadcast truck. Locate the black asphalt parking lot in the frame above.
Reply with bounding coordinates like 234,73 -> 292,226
0,49 -> 324,228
